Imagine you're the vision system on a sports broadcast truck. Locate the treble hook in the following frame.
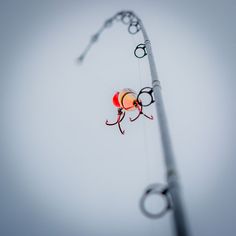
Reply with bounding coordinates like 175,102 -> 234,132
129,103 -> 153,122
105,109 -> 126,134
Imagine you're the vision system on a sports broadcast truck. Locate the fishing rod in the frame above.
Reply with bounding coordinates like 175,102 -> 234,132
78,10 -> 190,236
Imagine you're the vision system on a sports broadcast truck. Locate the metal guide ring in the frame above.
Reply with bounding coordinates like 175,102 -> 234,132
115,12 -> 124,21
140,183 -> 171,219
121,12 -> 134,25
134,43 -> 147,58
137,87 -> 154,107
128,21 -> 141,34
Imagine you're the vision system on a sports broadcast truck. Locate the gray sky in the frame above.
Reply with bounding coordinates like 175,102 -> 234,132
1,0 -> 236,236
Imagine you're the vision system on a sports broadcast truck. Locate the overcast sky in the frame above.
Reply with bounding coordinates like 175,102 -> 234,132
1,0 -> 236,236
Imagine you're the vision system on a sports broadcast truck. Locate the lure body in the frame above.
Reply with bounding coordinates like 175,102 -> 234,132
113,88 -> 139,111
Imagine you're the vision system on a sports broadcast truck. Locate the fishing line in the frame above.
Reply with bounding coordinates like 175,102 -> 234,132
130,32 -> 150,184
131,32 -> 154,236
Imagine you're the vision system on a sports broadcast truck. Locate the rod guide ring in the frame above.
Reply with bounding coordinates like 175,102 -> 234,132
140,183 -> 172,219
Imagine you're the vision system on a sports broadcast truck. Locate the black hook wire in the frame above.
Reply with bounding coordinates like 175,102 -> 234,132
105,108 -> 126,135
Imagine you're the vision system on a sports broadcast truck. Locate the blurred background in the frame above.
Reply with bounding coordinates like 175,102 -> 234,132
0,0 -> 236,235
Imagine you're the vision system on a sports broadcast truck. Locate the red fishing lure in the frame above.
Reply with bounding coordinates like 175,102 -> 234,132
105,87 -> 155,134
